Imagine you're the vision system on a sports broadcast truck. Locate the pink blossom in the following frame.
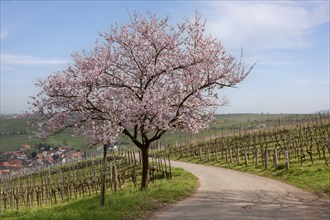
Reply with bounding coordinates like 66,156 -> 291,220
30,11 -> 253,155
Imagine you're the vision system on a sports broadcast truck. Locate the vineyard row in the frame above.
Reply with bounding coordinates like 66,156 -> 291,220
0,150 -> 172,212
166,121 -> 330,170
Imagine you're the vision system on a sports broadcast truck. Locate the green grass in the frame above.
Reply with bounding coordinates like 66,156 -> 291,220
176,156 -> 330,199
0,118 -> 28,129
0,167 -> 198,220
0,118 -> 87,151
0,133 -> 86,152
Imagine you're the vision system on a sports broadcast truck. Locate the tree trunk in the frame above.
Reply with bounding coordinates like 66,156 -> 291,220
141,147 -> 150,189
100,145 -> 107,206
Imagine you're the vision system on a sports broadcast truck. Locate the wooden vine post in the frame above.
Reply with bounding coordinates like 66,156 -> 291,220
285,149 -> 289,171
264,147 -> 268,169
60,169 -> 64,203
100,144 -> 107,206
112,165 -> 118,192
215,148 -> 218,162
167,153 -> 172,179
273,148 -> 278,169
244,148 -> 248,166
236,148 -> 240,164
255,148 -> 259,167
229,148 -> 233,163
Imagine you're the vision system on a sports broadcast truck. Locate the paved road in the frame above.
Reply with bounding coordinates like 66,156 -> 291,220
151,161 -> 330,220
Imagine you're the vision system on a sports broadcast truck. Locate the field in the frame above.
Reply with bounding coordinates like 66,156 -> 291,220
0,117 -> 86,152
0,113 -> 317,152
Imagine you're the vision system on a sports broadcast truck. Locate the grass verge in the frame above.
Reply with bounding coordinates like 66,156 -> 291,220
0,167 -> 198,220
176,157 -> 330,200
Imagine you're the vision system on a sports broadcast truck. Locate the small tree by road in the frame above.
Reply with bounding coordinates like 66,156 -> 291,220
31,12 -> 254,190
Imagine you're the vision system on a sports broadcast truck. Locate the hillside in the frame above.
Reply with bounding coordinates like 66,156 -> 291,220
0,113 -> 318,153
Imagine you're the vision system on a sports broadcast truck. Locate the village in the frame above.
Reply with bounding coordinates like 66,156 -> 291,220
0,144 -> 84,176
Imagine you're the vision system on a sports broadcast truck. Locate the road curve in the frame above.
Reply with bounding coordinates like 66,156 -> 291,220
151,161 -> 330,220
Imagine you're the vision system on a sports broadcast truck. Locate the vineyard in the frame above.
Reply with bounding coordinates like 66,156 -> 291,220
0,150 -> 171,212
1,114 -> 329,214
167,117 -> 330,171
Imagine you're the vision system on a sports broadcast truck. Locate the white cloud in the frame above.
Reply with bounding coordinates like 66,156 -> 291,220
294,79 -> 329,86
294,79 -> 311,85
320,79 -> 330,86
251,51 -> 300,67
0,30 -> 9,39
0,65 -> 15,72
1,53 -> 68,65
204,1 -> 329,51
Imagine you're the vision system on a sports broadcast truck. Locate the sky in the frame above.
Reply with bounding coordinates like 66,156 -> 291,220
1,0 -> 329,115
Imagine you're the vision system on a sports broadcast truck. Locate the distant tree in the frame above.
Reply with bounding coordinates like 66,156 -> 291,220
52,153 -> 60,162
31,151 -> 37,159
0,154 -> 6,161
37,143 -> 53,151
31,12 -> 254,190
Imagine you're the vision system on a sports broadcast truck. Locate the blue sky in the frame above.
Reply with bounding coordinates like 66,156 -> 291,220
1,0 -> 329,114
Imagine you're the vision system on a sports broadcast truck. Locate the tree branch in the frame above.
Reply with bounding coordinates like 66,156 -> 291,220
123,128 -> 143,149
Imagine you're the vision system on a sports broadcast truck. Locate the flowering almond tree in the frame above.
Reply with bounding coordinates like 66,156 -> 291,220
31,12 -> 254,189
